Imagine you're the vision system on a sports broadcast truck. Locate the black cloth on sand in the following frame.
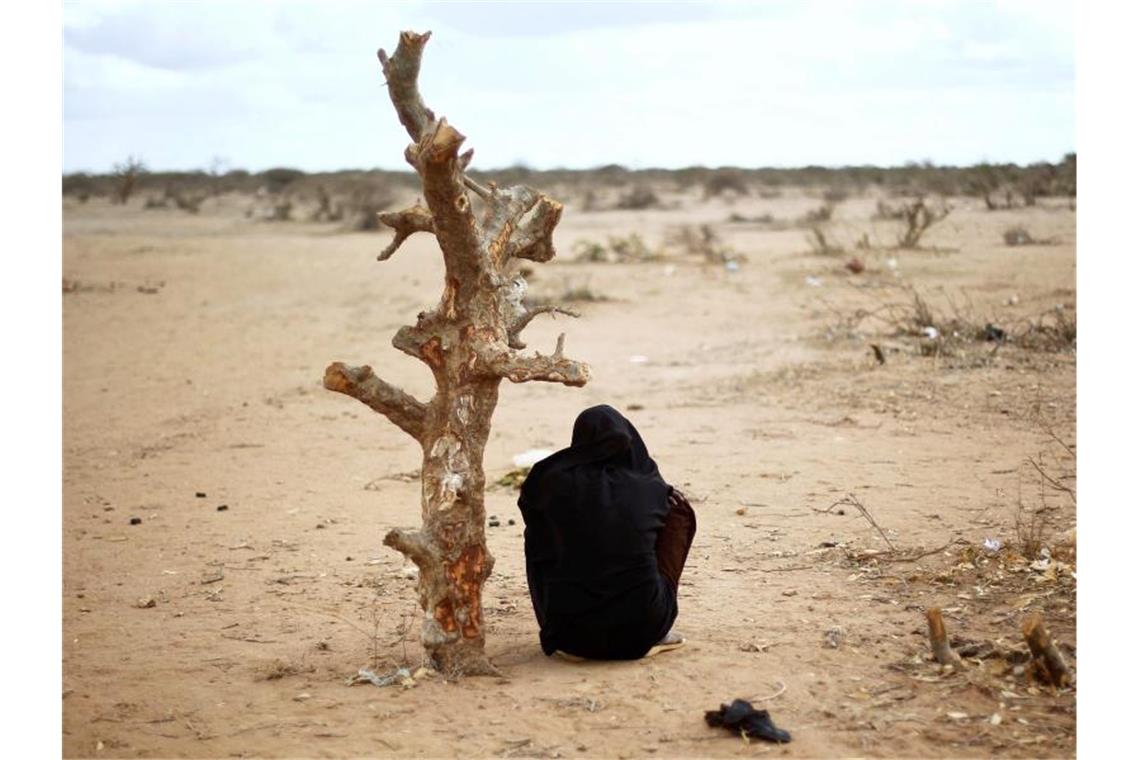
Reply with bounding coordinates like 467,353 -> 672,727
518,405 -> 676,660
705,699 -> 792,743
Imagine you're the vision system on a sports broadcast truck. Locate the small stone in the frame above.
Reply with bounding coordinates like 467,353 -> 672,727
488,519 -> 501,528
129,517 -> 142,525
135,597 -> 156,609
345,556 -> 353,561
507,519 -> 516,526
293,692 -> 312,702
195,492 -> 207,498
823,626 -> 844,648
216,505 -> 228,512
316,523 -> 326,529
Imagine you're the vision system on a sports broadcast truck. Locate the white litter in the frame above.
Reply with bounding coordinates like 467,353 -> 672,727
922,326 -> 940,339
512,449 -> 554,468
628,355 -> 650,364
804,276 -> 823,287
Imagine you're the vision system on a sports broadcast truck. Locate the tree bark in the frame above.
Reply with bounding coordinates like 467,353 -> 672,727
324,30 -> 589,676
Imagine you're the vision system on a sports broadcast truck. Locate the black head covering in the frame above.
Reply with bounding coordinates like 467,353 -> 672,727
520,404 -> 667,515
518,405 -> 675,658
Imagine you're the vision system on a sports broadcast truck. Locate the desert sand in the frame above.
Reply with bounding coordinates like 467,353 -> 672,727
63,185 -> 1075,758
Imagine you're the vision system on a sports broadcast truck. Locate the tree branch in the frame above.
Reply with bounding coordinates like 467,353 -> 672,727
508,305 -> 579,349
380,33 -> 482,273
475,340 -> 590,386
507,195 -> 563,262
323,362 -> 427,440
377,32 -> 435,141
384,528 -> 438,571
377,204 -> 435,261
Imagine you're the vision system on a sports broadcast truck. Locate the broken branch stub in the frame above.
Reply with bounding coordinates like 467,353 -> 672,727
324,30 -> 589,677
926,608 -> 964,670
1021,613 -> 1072,688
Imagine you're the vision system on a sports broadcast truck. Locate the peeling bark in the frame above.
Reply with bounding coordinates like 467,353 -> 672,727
325,30 -> 589,676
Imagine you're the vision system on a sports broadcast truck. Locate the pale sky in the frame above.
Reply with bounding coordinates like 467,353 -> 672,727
62,0 -> 1074,174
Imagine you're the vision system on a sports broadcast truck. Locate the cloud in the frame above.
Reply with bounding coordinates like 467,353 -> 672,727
62,0 -> 1074,173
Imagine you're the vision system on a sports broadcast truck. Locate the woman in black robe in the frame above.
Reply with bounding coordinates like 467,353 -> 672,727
517,405 -> 697,660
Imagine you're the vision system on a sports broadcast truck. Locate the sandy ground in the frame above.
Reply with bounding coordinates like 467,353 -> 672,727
62,188 -> 1076,758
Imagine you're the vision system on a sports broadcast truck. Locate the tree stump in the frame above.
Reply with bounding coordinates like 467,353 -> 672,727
1021,613 -> 1073,688
324,31 -> 589,676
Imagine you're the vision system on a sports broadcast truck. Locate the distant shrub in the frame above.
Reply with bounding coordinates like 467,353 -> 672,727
259,167 -> 306,194
822,187 -> 850,204
1004,226 -> 1034,246
111,156 -> 146,204
799,204 -> 834,225
703,169 -> 750,198
874,200 -> 907,220
615,185 -> 660,210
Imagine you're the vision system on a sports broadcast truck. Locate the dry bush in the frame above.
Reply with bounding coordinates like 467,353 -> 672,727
310,185 -> 344,222
112,156 -> 146,205
798,204 -> 834,226
873,199 -> 907,221
573,233 -> 659,263
1012,306 -> 1076,352
1014,423 -> 1075,560
247,196 -> 294,222
615,185 -> 661,210
580,189 -> 600,212
572,240 -> 608,262
896,198 -> 951,249
171,189 -> 205,214
835,285 -> 1075,357
255,657 -> 315,681
541,276 -> 609,304
726,211 -> 774,224
703,169 -> 749,199
259,167 -> 306,194
342,186 -> 396,230
1004,226 -> 1035,246
1014,495 -> 1049,560
805,226 -> 844,255
822,187 -> 850,204
62,173 -> 97,203
1003,227 -> 1058,247
665,224 -> 741,263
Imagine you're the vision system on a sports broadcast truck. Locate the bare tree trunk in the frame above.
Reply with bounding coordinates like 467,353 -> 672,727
323,31 -> 589,677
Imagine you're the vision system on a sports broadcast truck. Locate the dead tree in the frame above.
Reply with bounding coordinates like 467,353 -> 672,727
112,155 -> 145,205
323,31 -> 589,676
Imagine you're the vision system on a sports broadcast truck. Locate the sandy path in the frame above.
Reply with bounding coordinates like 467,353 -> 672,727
63,192 -> 1075,758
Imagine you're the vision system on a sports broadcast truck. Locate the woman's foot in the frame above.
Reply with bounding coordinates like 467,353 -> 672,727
645,630 -> 685,657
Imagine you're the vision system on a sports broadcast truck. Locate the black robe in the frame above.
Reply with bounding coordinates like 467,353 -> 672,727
517,405 -> 676,660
